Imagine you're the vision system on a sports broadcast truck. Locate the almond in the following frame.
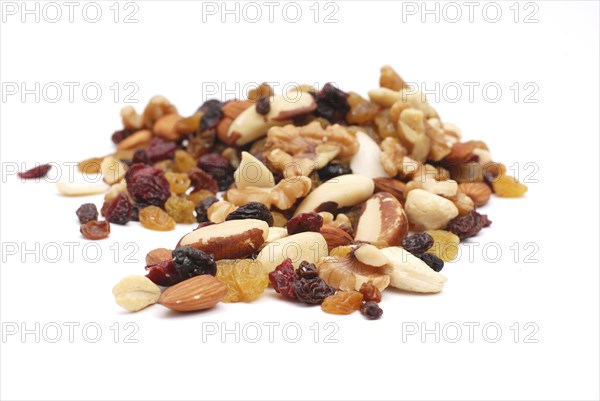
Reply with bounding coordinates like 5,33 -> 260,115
458,182 -> 492,207
145,248 -> 172,265
153,114 -> 183,141
373,177 -> 406,203
442,142 -> 477,165
222,100 -> 254,119
159,275 -> 227,312
320,224 -> 353,252
117,129 -> 152,150
354,192 -> 408,248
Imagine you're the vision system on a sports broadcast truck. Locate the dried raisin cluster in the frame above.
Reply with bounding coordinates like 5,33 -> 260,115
269,259 -> 334,305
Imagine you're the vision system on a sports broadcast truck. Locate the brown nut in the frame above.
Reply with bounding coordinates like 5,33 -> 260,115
354,192 -> 408,247
145,248 -> 172,265
373,178 -> 406,203
117,129 -> 152,150
159,275 -> 227,312
458,182 -> 492,207
177,219 -> 269,260
320,224 -> 354,252
153,114 -> 183,141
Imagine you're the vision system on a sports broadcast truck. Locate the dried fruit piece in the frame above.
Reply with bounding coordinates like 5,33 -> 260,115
318,163 -> 352,182
198,99 -> 225,132
172,246 -> 217,278
145,248 -> 172,265
146,137 -> 177,163
225,202 -> 274,226
187,167 -> 219,194
359,281 -> 382,303
269,258 -> 297,300
76,203 -> 98,224
492,175 -> 528,198
102,193 -> 131,225
195,196 -> 219,223
360,301 -> 383,320
165,196 -> 196,224
216,259 -> 269,302
314,83 -> 350,124
125,164 -> 172,207
198,153 -> 234,191
425,230 -> 460,262
112,275 -> 161,312
286,213 -> 323,235
445,210 -> 491,240
255,96 -> 271,115
139,206 -> 176,231
80,220 -> 110,240
419,253 -> 444,272
402,232 -> 434,255
164,172 -> 191,195
145,259 -> 181,286
293,276 -> 335,305
18,164 -> 52,179
159,275 -> 227,312
321,291 -> 364,315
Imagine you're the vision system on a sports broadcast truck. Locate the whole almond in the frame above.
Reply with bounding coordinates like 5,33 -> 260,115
159,275 -> 227,312
320,224 -> 353,252
373,178 -> 406,203
117,129 -> 152,150
154,114 -> 183,141
458,182 -> 492,207
145,248 -> 173,265
442,142 -> 477,165
222,100 -> 254,119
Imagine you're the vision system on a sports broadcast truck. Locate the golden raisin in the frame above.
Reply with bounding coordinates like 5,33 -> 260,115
187,189 -> 217,205
492,175 -> 528,198
78,157 -> 103,174
174,150 -> 197,173
271,211 -> 288,228
216,259 -> 269,302
321,291 -> 364,315
164,172 -> 191,195
139,206 -> 176,231
359,281 -> 382,303
426,230 -> 460,262
165,196 -> 196,224
346,93 -> 380,125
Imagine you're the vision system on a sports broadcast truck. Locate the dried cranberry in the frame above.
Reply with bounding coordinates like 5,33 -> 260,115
124,163 -> 164,184
132,149 -> 149,165
172,246 -> 217,278
318,163 -> 352,182
269,258 -> 297,300
286,213 -> 323,234
198,99 -> 225,132
145,259 -> 181,286
255,96 -> 271,115
146,137 -> 177,162
195,197 -> 219,223
80,220 -> 110,240
76,203 -> 98,224
18,164 -> 52,179
111,129 -> 134,144
446,210 -> 492,240
419,253 -> 444,272
187,167 -> 219,194
314,83 -> 350,124
129,175 -> 171,208
360,301 -> 383,320
402,232 -> 434,255
198,153 -> 233,191
225,202 -> 273,226
102,193 -> 132,225
296,261 -> 318,279
293,277 -> 335,305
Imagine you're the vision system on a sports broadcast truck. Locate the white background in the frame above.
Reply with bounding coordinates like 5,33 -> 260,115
1,1 -> 599,400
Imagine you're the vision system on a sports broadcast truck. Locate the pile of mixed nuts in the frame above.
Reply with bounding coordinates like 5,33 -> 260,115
25,65 -> 529,319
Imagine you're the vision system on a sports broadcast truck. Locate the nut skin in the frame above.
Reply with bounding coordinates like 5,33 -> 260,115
159,275 -> 227,312
145,248 -> 172,265
458,182 -> 492,207
320,224 -> 354,252
373,178 -> 406,203
354,192 -> 408,248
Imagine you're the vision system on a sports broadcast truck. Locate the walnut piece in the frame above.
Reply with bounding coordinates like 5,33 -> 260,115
380,137 -> 420,178
226,176 -> 312,210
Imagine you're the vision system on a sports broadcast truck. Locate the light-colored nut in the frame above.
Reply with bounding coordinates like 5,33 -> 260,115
380,137 -> 420,178
207,200 -> 238,223
443,122 -> 462,141
56,181 -> 108,196
226,176 -> 312,210
178,219 -> 269,260
112,275 -> 161,312
221,147 -> 241,169
159,275 -> 227,312
142,95 -> 177,129
380,65 -> 409,91
350,131 -> 388,178
458,182 -> 492,207
225,91 -> 317,146
257,232 -> 328,274
104,180 -> 127,201
453,191 -> 475,215
396,89 -> 439,119
153,114 -> 183,141
175,112 -> 202,135
101,156 -> 127,185
320,224 -> 354,251
404,189 -> 459,230
368,87 -> 401,107
373,178 -> 406,203
117,129 -> 152,150
267,145 -> 340,178
317,248 -> 390,291
354,243 -> 389,267
234,151 -> 275,189
294,174 -> 374,216
473,148 -> 492,165
380,247 -> 447,293
266,227 -> 288,243
406,178 -> 458,198
120,106 -> 143,130
145,248 -> 172,265
354,192 -> 408,247
425,118 -> 452,161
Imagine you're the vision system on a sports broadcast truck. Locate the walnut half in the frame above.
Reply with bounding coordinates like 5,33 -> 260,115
225,176 -> 312,210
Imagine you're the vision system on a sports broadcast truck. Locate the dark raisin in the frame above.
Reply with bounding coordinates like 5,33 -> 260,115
195,197 -> 219,223
128,175 -> 171,208
286,213 -> 323,235
314,83 -> 350,124
80,220 -> 110,240
111,129 -> 134,144
402,232 -> 434,255
293,277 -> 335,305
446,210 -> 492,240
76,203 -> 98,224
125,163 -> 165,184
18,164 -> 52,179
187,167 -> 219,194
102,193 -> 132,225
132,149 -> 149,165
198,99 -> 225,132
359,281 -> 382,303
268,258 -> 297,300
172,246 -> 217,278
360,301 -> 383,320
318,163 -> 352,182
255,96 -> 271,115
196,221 -> 215,230
419,253 -> 444,272
225,202 -> 273,226
129,204 -> 141,222
198,153 -> 233,191
145,259 -> 181,286
146,137 -> 177,163
296,261 -> 318,279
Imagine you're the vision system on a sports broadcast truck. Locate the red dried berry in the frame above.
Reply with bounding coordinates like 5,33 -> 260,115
269,258 -> 297,300
80,220 -> 110,240
146,137 -> 177,163
314,83 -> 350,124
293,277 -> 335,305
76,203 -> 98,224
402,232 -> 434,255
128,175 -> 171,208
445,210 -> 492,240
125,163 -> 164,184
18,164 -> 52,179
286,213 -> 323,235
145,259 -> 181,286
187,167 -> 219,194
132,149 -> 149,165
102,193 -> 132,225
360,301 -> 383,320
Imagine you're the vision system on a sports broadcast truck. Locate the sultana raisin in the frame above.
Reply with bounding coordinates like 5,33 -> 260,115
216,259 -> 269,302
164,172 -> 191,195
402,232 -> 434,255
225,202 -> 273,226
139,206 -> 176,231
76,203 -> 98,224
360,301 -> 383,320
317,163 -> 352,182
419,253 -> 444,272
286,213 -> 323,235
18,164 -> 52,179
80,220 -> 110,240
195,196 -> 219,223
146,137 -> 177,163
445,210 -> 491,240
321,291 -> 364,315
492,174 -> 528,198
172,246 -> 217,278
255,96 -> 271,115
102,193 -> 131,225
426,230 -> 460,262
174,149 -> 197,173
314,83 -> 350,124
293,276 -> 335,305
165,195 -> 196,224
359,281 -> 382,303
268,258 -> 297,300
